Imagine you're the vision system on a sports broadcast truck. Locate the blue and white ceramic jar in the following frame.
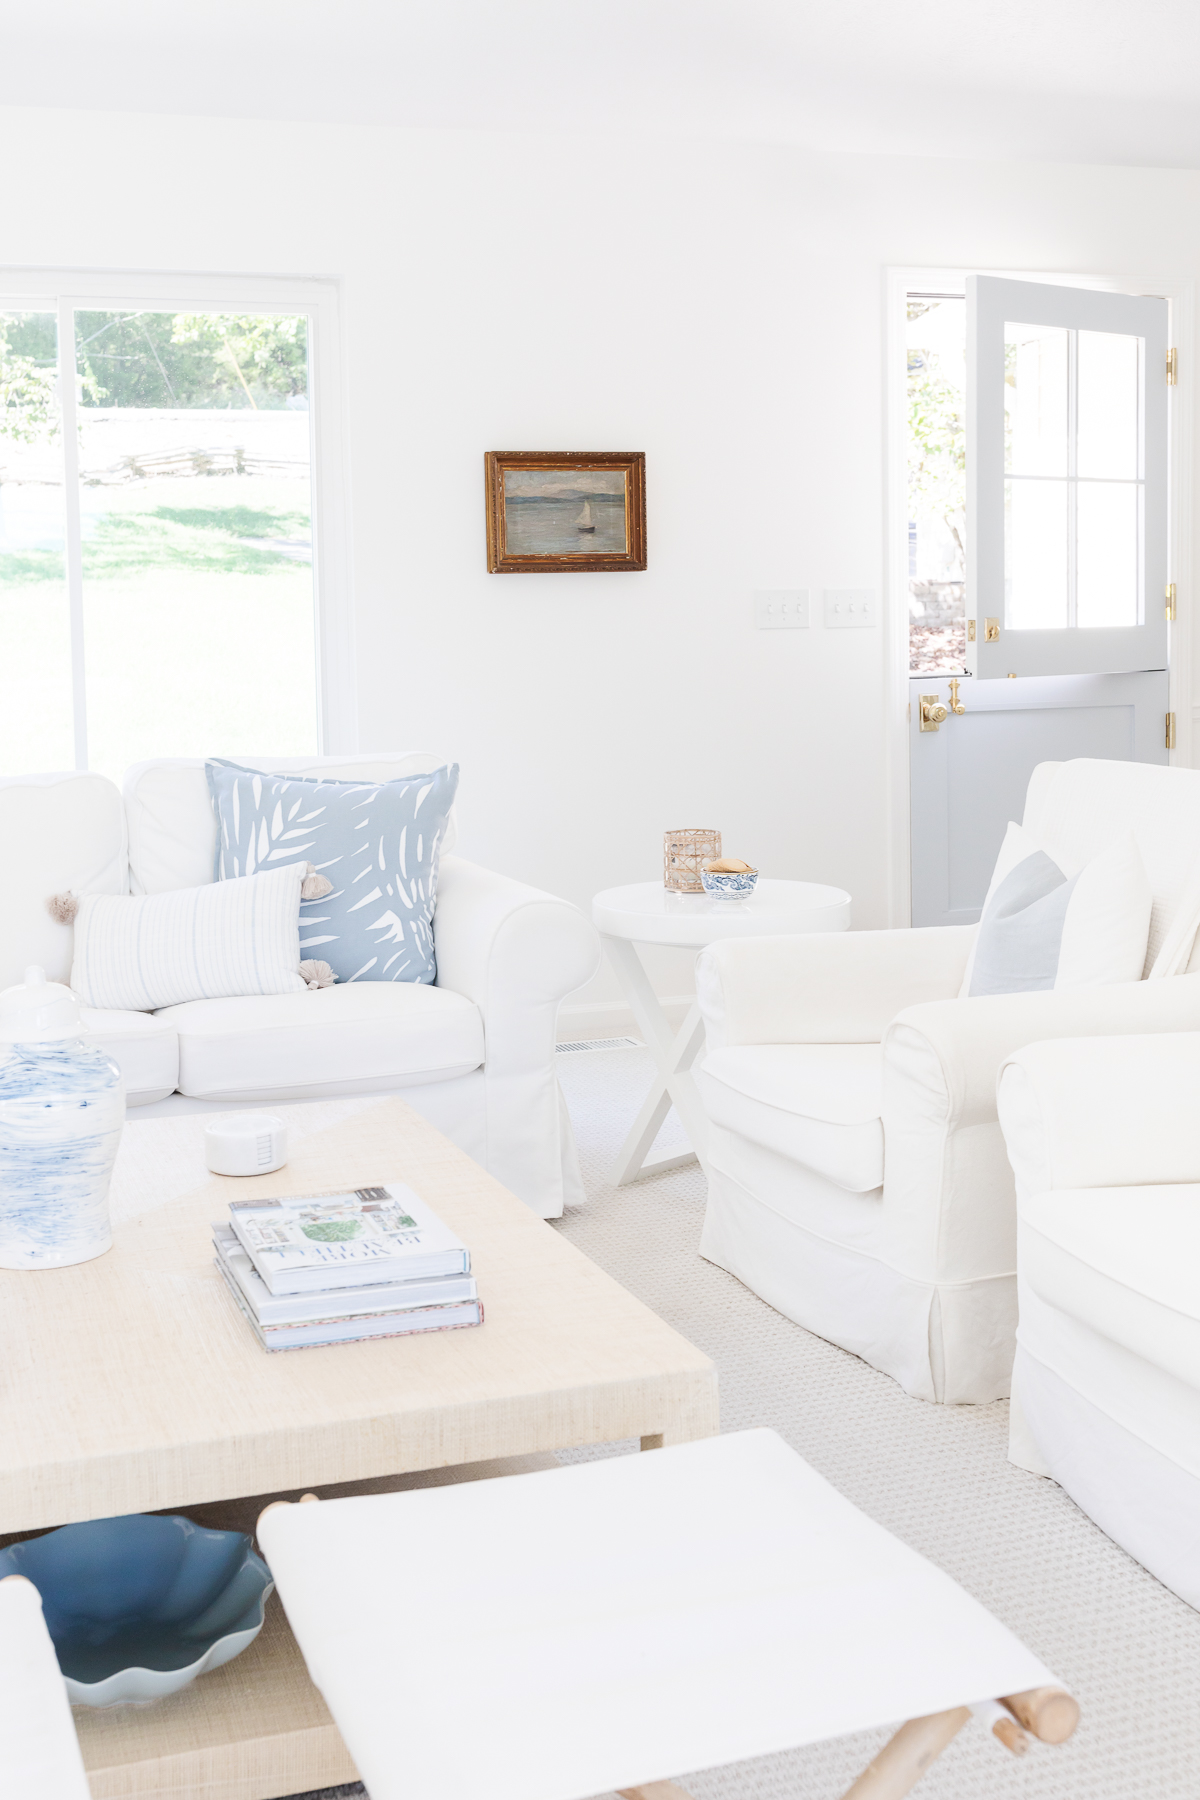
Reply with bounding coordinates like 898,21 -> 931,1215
0,967 -> 125,1270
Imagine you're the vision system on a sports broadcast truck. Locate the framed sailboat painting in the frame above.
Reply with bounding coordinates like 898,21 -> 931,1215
485,451 -> 647,572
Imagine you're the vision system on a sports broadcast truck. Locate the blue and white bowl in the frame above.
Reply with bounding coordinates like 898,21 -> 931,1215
0,1513 -> 273,1705
700,867 -> 759,900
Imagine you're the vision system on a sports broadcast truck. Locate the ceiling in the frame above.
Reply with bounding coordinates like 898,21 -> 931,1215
5,0 -> 1200,168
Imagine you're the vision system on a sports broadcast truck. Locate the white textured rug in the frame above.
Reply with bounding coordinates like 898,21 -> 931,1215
292,1044 -> 1200,1800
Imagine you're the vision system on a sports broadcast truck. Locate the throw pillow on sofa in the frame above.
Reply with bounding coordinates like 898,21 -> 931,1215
960,822 -> 1152,998
70,863 -> 308,1012
206,760 -> 459,986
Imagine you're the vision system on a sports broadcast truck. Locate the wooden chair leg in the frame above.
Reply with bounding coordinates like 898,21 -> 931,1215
617,1784 -> 695,1800
838,1706 -> 972,1800
1000,1686 -> 1080,1744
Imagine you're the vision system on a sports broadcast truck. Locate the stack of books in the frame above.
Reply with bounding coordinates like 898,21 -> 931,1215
212,1183 -> 482,1351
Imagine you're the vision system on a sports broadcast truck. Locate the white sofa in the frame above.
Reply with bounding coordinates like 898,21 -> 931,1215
694,758 -> 1200,1404
1,756 -> 601,1219
998,1032 -> 1200,1609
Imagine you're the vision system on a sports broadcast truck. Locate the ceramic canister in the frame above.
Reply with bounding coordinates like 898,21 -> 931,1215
0,966 -> 125,1270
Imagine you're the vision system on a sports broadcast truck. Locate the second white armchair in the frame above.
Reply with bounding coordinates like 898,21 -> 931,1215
998,1031 -> 1200,1609
694,758 -> 1200,1405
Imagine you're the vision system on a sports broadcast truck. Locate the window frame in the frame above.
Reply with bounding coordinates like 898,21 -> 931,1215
0,269 -> 356,769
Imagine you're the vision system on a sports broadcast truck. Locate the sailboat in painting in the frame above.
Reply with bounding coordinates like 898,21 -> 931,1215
576,500 -> 596,533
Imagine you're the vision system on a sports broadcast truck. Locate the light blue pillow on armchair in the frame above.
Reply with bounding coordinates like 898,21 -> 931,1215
206,761 -> 459,985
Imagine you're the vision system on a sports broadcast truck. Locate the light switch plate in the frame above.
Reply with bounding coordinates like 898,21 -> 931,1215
824,588 -> 876,628
754,590 -> 809,629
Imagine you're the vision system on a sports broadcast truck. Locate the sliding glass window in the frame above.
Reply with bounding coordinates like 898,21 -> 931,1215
0,295 -> 325,781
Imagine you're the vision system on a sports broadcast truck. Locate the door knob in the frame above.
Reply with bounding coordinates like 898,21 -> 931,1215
919,695 -> 948,733
948,679 -> 965,714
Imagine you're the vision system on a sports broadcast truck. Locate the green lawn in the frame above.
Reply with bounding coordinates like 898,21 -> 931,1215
0,476 -> 318,778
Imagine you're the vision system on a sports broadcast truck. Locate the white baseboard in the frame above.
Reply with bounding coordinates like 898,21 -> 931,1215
556,994 -> 694,1042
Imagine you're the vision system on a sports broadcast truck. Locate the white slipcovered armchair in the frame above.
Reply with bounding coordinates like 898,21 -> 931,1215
998,1032 -> 1200,1609
694,759 -> 1200,1404
0,1575 -> 90,1799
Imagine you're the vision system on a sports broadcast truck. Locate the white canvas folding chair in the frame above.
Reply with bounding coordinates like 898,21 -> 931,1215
259,1430 -> 1078,1800
0,1574 -> 92,1800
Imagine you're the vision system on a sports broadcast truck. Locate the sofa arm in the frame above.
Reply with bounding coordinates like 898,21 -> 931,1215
696,926 -> 976,1049
435,856 -> 600,1018
886,974 -> 1200,1133
998,1033 -> 1200,1196
433,856 -> 601,1217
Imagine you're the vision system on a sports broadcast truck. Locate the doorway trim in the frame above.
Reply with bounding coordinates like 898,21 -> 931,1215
883,265 -> 1194,928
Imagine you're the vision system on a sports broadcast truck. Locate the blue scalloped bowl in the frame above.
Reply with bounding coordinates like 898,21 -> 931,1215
0,1513 -> 273,1705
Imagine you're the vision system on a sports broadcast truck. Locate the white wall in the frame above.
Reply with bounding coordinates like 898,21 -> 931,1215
3,109 -> 1197,1014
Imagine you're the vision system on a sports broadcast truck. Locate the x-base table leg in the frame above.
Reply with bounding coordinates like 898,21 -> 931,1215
603,935 -> 711,1187
616,1686 -> 1078,1800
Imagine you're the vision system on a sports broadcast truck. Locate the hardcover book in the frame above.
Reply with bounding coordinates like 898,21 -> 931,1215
211,1225 -> 479,1324
213,1255 -> 483,1351
227,1183 -> 471,1296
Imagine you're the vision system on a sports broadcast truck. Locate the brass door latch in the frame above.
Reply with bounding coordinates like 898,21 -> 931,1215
984,618 -> 1000,642
919,682 -> 965,732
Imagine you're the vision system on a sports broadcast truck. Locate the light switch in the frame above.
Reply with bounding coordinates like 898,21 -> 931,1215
754,590 -> 809,629
824,588 -> 876,628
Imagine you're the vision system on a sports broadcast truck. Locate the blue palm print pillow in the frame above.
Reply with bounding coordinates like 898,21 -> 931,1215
206,761 -> 459,984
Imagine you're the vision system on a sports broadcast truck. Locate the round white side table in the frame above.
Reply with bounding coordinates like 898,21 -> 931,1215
590,879 -> 852,1187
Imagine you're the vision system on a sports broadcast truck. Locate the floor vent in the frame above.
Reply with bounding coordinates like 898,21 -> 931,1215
556,1037 -> 641,1053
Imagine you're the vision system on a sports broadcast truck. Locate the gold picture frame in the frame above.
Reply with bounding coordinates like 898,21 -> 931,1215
485,451 -> 647,573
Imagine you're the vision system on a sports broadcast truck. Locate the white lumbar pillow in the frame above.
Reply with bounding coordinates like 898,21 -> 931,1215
959,822 -> 1152,999
71,864 -> 308,1013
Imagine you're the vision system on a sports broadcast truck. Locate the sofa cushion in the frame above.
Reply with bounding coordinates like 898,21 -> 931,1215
71,865 -> 308,1012
156,982 -> 485,1102
697,1045 -> 883,1193
124,755 -> 459,896
0,772 -> 125,990
207,760 -> 458,986
82,1008 -> 179,1106
1022,1186 -> 1200,1389
959,822 -> 1151,998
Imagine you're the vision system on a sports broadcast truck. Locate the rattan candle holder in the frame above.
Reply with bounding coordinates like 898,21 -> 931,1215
663,828 -> 721,893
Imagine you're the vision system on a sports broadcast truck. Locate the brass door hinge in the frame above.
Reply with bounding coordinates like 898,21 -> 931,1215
1167,348 -> 1178,385
1166,583 -> 1177,621
1167,712 -> 1177,750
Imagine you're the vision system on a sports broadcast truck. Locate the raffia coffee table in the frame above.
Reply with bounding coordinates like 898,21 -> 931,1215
0,1096 -> 718,1800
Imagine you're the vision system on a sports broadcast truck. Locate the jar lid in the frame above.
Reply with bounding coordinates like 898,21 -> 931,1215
0,967 -> 87,1043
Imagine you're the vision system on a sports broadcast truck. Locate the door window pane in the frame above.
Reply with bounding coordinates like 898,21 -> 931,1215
74,310 -> 317,781
1005,324 -> 1069,476
1077,329 -> 1140,480
0,310 -> 76,773
907,294 -> 966,672
1077,482 -> 1140,627
1005,478 -> 1068,630
1003,318 -> 1143,632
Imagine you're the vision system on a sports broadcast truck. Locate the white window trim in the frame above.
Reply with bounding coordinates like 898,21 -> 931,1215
0,268 -> 358,762
883,263 -> 1194,926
